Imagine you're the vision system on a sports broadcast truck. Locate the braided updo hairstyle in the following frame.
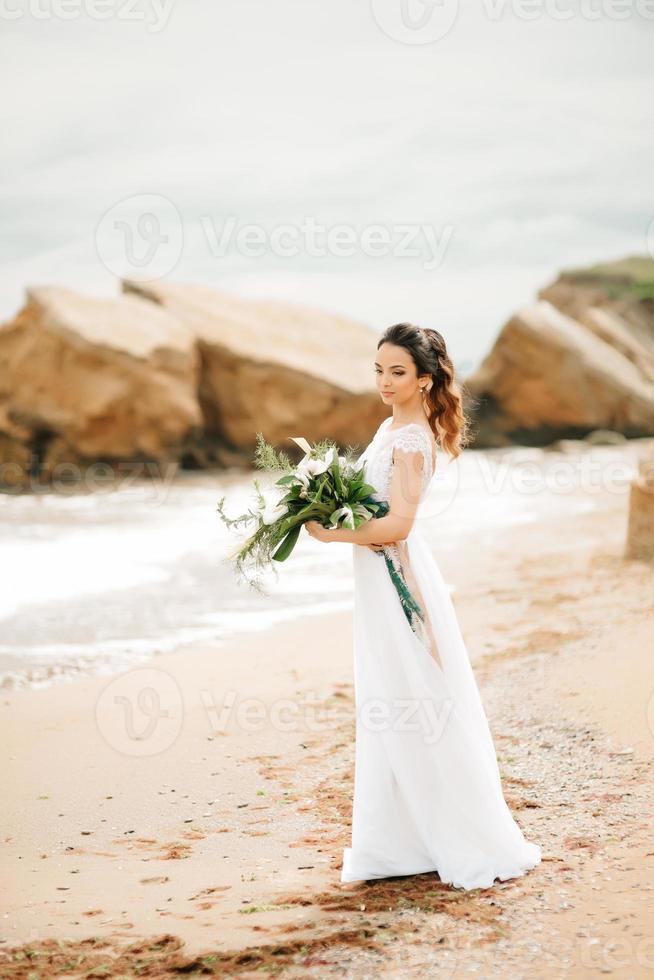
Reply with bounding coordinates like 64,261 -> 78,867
377,322 -> 471,460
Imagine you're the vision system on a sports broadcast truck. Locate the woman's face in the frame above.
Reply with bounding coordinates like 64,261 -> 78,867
374,342 -> 423,406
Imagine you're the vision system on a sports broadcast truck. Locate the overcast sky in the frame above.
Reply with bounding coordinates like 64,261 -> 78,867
1,1 -> 653,369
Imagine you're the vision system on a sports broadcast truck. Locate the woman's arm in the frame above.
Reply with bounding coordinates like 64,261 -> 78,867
313,447 -> 425,545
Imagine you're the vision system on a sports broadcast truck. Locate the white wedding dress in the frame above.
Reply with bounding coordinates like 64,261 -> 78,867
340,417 -> 542,890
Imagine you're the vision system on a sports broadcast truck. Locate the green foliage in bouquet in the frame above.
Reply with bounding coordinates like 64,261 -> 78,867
379,548 -> 425,635
217,432 -> 429,646
216,432 -> 387,593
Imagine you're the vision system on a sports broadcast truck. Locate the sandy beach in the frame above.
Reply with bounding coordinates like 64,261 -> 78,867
2,439 -> 654,978
3,2 -> 653,974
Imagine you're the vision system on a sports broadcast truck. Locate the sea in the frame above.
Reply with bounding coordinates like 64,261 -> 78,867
1,1 -> 652,685
1,441 -> 644,689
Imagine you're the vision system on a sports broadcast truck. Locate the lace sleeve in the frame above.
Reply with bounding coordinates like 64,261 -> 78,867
391,428 -> 431,468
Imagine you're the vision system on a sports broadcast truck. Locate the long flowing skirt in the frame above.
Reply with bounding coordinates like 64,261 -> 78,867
340,527 -> 542,890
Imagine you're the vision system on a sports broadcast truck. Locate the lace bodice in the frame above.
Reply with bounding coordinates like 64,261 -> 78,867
359,418 -> 436,506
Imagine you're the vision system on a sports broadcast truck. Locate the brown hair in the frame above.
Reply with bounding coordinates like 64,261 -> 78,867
377,322 -> 471,460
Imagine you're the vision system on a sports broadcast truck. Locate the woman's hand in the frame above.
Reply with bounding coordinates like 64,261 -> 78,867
304,520 -> 334,544
304,521 -> 392,550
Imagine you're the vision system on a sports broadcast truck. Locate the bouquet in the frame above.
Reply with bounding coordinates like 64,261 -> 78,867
216,433 -> 426,637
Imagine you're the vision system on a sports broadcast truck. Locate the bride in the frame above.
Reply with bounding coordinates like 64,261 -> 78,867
304,322 -> 541,891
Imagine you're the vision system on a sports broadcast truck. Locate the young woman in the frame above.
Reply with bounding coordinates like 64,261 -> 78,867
305,322 -> 541,891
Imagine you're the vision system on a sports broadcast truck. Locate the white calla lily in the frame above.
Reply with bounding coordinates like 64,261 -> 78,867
289,436 -> 313,455
293,461 -> 311,488
304,455 -> 328,477
288,436 -> 338,483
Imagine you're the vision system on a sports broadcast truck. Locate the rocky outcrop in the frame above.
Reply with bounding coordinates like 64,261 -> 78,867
625,445 -> 654,561
122,279 -> 386,450
539,256 -> 654,378
465,257 -> 654,446
0,281 -> 386,488
0,286 -> 202,488
7,257 -> 652,488
124,282 -> 387,449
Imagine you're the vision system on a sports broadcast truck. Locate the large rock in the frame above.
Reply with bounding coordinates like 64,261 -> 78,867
122,279 -> 386,451
539,257 -> 654,374
625,445 -> 654,561
466,257 -> 654,446
0,280 -> 387,488
0,286 -> 202,487
538,255 -> 654,353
